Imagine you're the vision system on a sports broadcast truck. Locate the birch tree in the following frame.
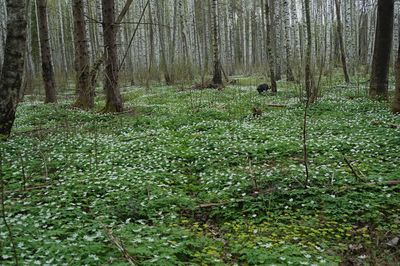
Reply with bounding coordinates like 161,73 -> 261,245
265,0 -> 277,93
394,30 -> 400,114
283,0 -> 294,81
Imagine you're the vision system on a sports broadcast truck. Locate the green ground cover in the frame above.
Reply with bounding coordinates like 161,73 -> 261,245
1,81 -> 400,265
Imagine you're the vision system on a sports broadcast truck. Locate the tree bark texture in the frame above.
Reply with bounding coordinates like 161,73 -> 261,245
73,0 -> 94,109
334,0 -> 350,83
102,0 -> 123,112
265,0 -> 277,93
369,0 -> 394,100
211,0 -> 222,86
393,32 -> 400,113
37,0 -> 57,103
0,0 -> 27,138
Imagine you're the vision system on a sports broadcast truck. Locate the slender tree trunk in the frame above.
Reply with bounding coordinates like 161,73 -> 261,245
156,0 -> 172,84
0,0 -> 6,73
37,0 -> 57,103
334,0 -> 350,83
304,0 -> 315,102
211,0 -> 222,86
22,0 -> 35,100
58,0 -> 68,81
147,1 -> 155,83
272,0 -> 281,80
73,0 -> 93,109
265,0 -> 277,93
369,0 -> 394,100
393,30 -> 400,113
283,0 -> 294,81
102,0 -> 123,112
0,0 -> 27,138
359,1 -> 369,66
179,0 -> 192,78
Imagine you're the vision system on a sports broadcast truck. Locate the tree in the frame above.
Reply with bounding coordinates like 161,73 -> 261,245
72,0 -> 93,109
211,0 -> 222,86
265,0 -> 277,93
102,0 -> 123,112
283,0 -> 294,81
36,0 -> 57,103
334,0 -> 350,83
304,0 -> 315,102
155,0 -> 173,84
369,0 -> 394,100
393,31 -> 400,114
0,0 -> 27,138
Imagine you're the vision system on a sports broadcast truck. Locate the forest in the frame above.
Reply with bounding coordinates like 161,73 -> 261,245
0,0 -> 400,265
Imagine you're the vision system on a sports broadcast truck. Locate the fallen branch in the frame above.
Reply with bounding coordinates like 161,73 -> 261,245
5,184 -> 50,196
266,104 -> 287,108
106,229 -> 137,265
195,203 -> 231,209
343,156 -> 363,182
388,123 -> 400,129
196,188 -> 275,209
385,180 -> 400,186
371,121 -> 400,129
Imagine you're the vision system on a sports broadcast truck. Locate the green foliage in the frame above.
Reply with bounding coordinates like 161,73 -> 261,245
1,81 -> 399,265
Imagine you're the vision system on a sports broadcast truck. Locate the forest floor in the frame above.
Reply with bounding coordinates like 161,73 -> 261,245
1,78 -> 400,265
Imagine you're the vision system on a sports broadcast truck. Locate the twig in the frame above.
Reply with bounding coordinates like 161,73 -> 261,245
371,120 -> 400,129
197,200 -> 244,209
18,152 -> 27,191
106,229 -> 136,265
266,104 -> 287,108
247,159 -> 258,191
37,148 -> 49,179
388,123 -> 400,129
343,156 -> 363,182
0,148 -> 19,265
5,184 -> 50,195
302,100 -> 310,188
385,180 -> 400,186
118,0 -> 150,71
196,188 -> 275,209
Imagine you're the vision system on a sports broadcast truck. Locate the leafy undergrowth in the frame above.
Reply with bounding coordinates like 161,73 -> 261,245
1,82 -> 400,265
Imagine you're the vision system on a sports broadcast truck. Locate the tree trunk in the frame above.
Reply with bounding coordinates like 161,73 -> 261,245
155,0 -> 172,84
393,31 -> 400,113
102,0 -> 123,112
0,0 -> 6,73
0,0 -> 27,138
369,0 -> 394,100
265,0 -> 277,93
88,0 -> 134,91
272,0 -> 281,81
58,0 -> 69,81
283,0 -> 294,81
334,0 -> 350,83
73,0 -> 93,109
211,0 -> 222,86
304,0 -> 315,102
37,0 -> 57,103
22,0 -> 35,101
